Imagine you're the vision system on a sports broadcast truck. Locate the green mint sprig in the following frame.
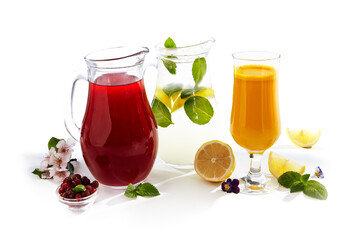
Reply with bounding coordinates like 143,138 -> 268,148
151,98 -> 173,128
124,183 -> 160,199
192,57 -> 207,86
184,96 -> 214,125
162,37 -> 177,74
164,37 -> 176,48
278,171 -> 328,200
162,83 -> 182,97
152,37 -> 214,127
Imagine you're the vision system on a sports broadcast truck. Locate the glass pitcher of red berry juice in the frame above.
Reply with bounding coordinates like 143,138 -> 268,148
65,47 -> 158,188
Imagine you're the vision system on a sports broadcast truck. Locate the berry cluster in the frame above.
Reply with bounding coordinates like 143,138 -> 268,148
58,174 -> 99,199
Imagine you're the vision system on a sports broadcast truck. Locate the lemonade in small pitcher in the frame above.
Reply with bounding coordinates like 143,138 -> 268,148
151,38 -> 220,168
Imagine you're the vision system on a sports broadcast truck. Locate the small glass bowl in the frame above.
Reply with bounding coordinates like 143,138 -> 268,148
56,186 -> 98,211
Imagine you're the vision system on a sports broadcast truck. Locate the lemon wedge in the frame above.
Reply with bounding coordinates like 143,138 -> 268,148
268,151 -> 305,179
287,128 -> 321,148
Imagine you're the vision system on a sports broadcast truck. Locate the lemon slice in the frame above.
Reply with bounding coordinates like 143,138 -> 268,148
171,92 -> 187,113
287,128 -> 321,148
194,140 -> 236,182
154,88 -> 172,109
195,88 -> 214,98
268,151 -> 305,179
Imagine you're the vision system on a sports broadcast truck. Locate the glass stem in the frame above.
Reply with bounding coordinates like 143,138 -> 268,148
248,153 -> 262,178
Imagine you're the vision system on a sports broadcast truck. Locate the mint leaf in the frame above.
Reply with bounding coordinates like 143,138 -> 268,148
162,59 -> 177,75
72,184 -> 86,193
303,180 -> 328,200
135,183 -> 160,197
180,87 -> 204,99
184,96 -> 214,125
290,181 -> 305,193
48,137 -> 63,151
164,37 -> 176,48
278,171 -> 301,188
124,183 -> 137,198
163,83 -> 182,97
192,57 -> 207,85
151,98 -> 173,128
300,174 -> 310,183
32,168 -> 45,179
181,89 -> 196,99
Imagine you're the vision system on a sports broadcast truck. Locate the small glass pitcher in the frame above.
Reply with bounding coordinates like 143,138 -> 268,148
151,38 -> 220,169
65,46 -> 158,188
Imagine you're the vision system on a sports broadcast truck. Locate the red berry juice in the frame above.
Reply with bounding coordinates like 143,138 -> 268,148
80,73 -> 158,187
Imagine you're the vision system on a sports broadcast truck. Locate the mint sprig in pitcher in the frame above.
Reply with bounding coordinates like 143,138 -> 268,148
151,38 -> 220,169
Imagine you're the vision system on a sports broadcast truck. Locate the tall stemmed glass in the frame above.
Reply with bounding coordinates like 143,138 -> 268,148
230,51 -> 281,194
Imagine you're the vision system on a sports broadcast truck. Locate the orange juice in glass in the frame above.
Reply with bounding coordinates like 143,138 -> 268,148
231,51 -> 281,194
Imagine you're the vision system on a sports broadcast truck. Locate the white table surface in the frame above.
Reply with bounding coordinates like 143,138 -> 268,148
1,0 -> 359,239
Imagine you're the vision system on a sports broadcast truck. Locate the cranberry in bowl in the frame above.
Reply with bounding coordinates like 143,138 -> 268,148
56,174 -> 99,211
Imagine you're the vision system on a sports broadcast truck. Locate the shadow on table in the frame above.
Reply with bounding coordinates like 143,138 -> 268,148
103,165 -> 225,217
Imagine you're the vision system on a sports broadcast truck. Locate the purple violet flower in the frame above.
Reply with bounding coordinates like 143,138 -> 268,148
221,178 -> 240,194
314,166 -> 324,179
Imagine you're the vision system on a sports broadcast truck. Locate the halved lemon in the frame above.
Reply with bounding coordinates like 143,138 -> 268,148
194,140 -> 235,182
268,151 -> 305,179
286,128 -> 321,148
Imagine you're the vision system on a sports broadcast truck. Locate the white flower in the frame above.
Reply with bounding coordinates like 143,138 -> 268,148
40,155 -> 50,171
48,147 -> 69,171
50,169 -> 70,182
56,138 -> 75,160
41,170 -> 52,179
39,153 -> 52,179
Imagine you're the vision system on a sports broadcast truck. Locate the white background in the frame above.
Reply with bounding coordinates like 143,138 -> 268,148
1,0 -> 359,239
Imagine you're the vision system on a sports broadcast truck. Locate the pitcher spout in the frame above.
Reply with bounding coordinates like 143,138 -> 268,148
85,46 -> 149,69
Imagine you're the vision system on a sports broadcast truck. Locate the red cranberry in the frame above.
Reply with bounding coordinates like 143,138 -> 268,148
91,180 -> 99,188
60,182 -> 70,191
65,189 -> 75,199
90,188 -> 96,194
81,190 -> 90,198
85,185 -> 92,191
72,179 -> 81,186
82,176 -> 91,185
75,193 -> 82,199
71,174 -> 81,180
63,177 -> 72,184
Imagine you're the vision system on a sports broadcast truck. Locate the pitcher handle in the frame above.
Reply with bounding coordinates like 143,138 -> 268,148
64,74 -> 87,142
143,55 -> 158,103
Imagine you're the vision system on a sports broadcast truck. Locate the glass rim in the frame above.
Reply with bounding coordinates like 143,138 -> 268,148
232,51 -> 281,61
84,46 -> 149,63
156,37 -> 215,57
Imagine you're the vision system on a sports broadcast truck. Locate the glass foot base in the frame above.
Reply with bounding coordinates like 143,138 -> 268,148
239,173 -> 279,194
